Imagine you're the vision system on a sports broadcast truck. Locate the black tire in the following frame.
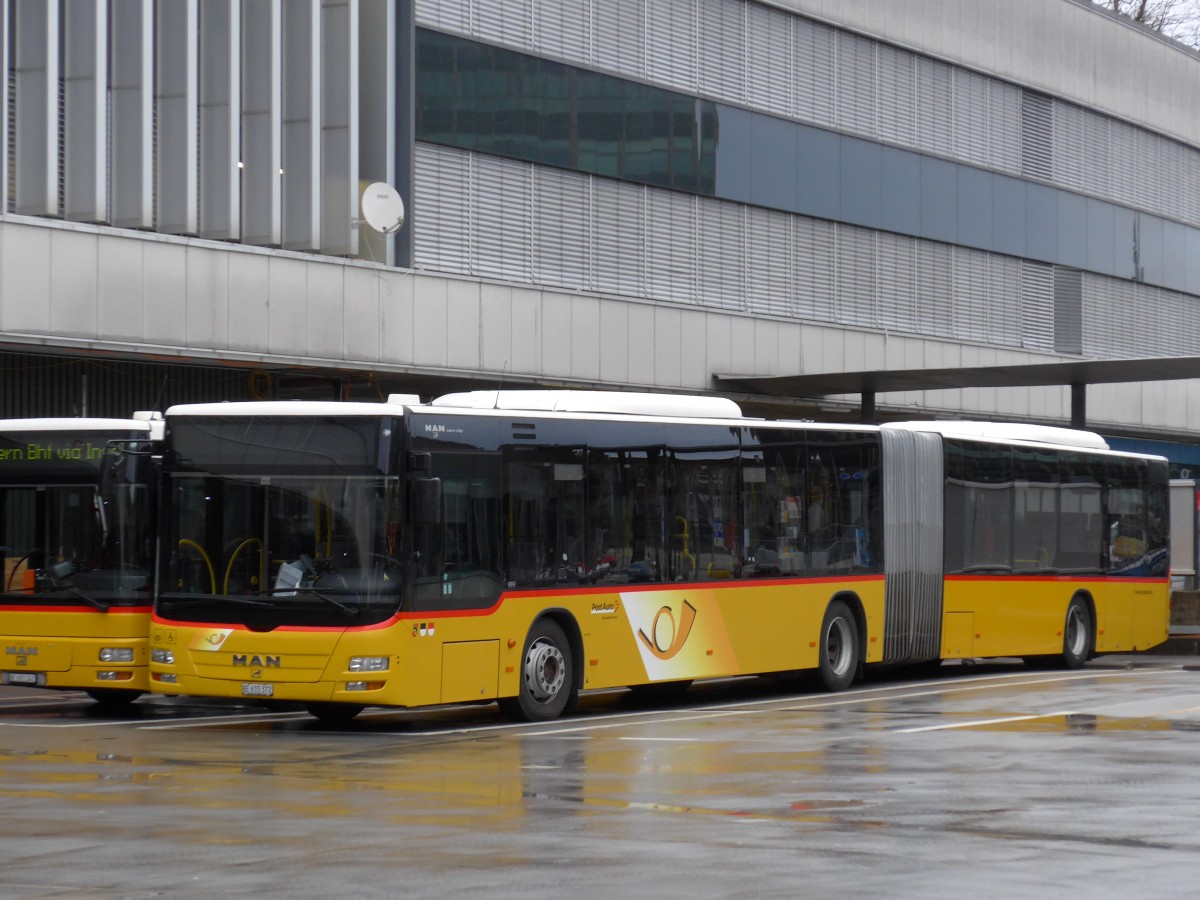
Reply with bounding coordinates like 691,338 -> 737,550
816,600 -> 859,692
85,689 -> 142,708
1061,597 -> 1093,670
304,702 -> 364,726
498,619 -> 576,722
626,679 -> 693,706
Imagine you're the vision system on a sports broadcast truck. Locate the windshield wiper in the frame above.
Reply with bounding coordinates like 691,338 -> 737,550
158,592 -> 275,608
61,585 -> 111,612
284,587 -> 359,618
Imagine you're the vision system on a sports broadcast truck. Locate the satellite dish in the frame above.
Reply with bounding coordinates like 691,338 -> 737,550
361,182 -> 405,234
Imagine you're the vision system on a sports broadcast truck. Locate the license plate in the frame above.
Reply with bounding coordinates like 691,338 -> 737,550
3,672 -> 43,686
241,682 -> 274,697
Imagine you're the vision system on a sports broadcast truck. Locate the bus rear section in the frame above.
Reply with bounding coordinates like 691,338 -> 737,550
881,422 -> 1170,669
0,415 -> 162,707
149,392 -> 890,723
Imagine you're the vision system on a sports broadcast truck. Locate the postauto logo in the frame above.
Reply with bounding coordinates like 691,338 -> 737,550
622,590 -> 738,681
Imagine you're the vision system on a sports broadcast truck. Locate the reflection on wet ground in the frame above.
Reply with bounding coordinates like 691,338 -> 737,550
1,656 -> 1198,898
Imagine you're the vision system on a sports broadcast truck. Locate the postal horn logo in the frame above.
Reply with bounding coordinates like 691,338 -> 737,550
637,599 -> 697,661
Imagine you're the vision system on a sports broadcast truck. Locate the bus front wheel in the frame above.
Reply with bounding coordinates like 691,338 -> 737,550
817,600 -> 859,692
499,619 -> 576,722
305,702 -> 364,726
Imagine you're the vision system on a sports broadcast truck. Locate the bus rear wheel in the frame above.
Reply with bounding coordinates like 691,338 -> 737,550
817,600 -> 859,692
499,619 -> 576,722
1061,597 -> 1093,670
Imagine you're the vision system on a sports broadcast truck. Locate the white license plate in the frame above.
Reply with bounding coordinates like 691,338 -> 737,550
241,682 -> 274,697
4,672 -> 42,686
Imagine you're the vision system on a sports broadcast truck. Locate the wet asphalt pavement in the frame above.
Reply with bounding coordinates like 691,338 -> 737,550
1,655 -> 1198,899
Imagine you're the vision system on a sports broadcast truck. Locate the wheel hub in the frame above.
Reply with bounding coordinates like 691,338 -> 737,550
524,638 -> 566,702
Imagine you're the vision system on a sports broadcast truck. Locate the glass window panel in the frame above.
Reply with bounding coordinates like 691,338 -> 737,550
1138,214 -> 1163,286
1057,190 -> 1088,270
795,124 -> 841,220
919,155 -> 957,244
752,114 -> 798,210
1024,183 -> 1059,265
880,146 -> 921,235
1162,219 -> 1187,292
1112,206 -> 1137,280
1188,227 -> 1200,296
840,137 -> 882,228
1086,198 -> 1116,276
956,165 -> 992,250
944,440 -> 1013,573
991,174 -> 1027,258
713,104 -> 754,204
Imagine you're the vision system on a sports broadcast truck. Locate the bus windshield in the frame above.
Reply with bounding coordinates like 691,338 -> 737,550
0,479 -> 155,603
161,473 -> 403,626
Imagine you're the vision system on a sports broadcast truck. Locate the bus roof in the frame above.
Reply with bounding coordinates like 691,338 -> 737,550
430,390 -> 743,419
164,399 -> 409,418
0,414 -> 162,437
884,420 -> 1110,451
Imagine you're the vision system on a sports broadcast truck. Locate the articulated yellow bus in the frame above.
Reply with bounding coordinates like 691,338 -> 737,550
0,414 -> 162,706
148,391 -> 1169,723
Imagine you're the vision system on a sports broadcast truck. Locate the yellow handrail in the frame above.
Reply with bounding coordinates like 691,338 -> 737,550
223,537 -> 264,594
178,539 -> 216,594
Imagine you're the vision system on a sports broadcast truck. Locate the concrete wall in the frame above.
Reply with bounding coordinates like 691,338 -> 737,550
8,213 -> 1200,433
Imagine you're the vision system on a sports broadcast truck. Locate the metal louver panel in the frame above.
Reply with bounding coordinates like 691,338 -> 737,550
988,81 -> 1022,172
281,0 -> 320,251
878,232 -> 915,333
646,0 -> 696,91
63,0 -> 107,222
835,30 -> 876,139
696,198 -> 745,312
833,225 -> 878,329
745,4 -> 790,113
413,142 -> 472,272
475,0 -> 531,48
318,0 -> 358,257
198,0 -> 240,241
794,217 -> 836,321
1020,90 -> 1052,181
951,69 -> 989,169
13,0 -> 60,216
880,427 -> 944,665
414,0 -> 471,34
697,0 -> 744,102
535,0 -> 590,61
591,0 -> 644,76
915,241 -> 953,339
532,165 -> 590,290
155,0 -> 198,234
1051,101 -> 1085,193
877,44 -> 914,149
241,0 -> 283,246
591,177 -> 645,296
914,56 -> 952,158
472,153 -> 532,281
1021,261 -> 1055,353
1,0 -> 8,212
1056,266 -> 1084,355
745,206 -> 793,318
110,0 -> 153,229
644,189 -> 696,304
793,17 -> 835,127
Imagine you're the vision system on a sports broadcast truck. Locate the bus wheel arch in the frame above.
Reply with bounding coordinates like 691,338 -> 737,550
817,594 -> 864,692
499,611 -> 581,722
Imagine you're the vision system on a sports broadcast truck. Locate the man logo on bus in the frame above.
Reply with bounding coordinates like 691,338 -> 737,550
637,600 -> 697,661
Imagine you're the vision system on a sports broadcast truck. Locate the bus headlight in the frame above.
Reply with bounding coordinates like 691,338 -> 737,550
99,648 -> 135,663
348,656 -> 389,673
152,649 -> 175,665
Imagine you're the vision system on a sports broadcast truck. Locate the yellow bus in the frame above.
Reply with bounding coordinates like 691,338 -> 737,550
0,414 -> 163,707
148,392 -> 1169,723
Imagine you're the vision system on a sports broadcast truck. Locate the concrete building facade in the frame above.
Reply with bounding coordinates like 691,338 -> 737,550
3,0 -> 1200,442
